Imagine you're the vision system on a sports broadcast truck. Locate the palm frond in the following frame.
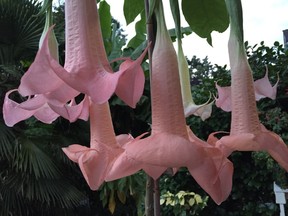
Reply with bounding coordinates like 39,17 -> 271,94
1,136 -> 88,215
0,0 -> 45,64
1,172 -> 87,215
13,137 -> 62,179
0,121 -> 15,160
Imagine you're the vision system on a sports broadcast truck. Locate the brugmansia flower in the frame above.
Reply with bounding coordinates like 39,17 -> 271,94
3,0 -> 88,126
170,0 -> 213,121
3,0 -> 148,126
215,67 -> 278,112
177,39 -> 213,120
110,0 -> 233,205
208,0 -> 288,172
18,0 -> 147,108
63,102 -> 166,189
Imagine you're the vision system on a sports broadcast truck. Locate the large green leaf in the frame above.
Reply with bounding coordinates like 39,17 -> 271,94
181,0 -> 229,45
127,11 -> 146,49
124,0 -> 145,25
99,0 -> 112,39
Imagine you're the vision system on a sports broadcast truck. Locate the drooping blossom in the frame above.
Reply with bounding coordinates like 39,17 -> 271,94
170,0 -> 213,121
215,67 -> 279,112
208,0 -> 288,172
18,0 -> 147,108
109,0 -> 233,205
3,0 -> 88,126
177,39 -> 214,120
3,0 -> 148,126
63,101 -> 167,190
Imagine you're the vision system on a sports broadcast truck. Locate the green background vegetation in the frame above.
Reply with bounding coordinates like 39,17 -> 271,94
0,0 -> 288,215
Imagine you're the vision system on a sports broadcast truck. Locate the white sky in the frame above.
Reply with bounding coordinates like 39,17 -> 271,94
106,0 -> 288,67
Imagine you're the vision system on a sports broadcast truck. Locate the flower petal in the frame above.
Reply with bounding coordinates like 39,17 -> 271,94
215,83 -> 232,112
186,99 -> 214,121
187,156 -> 233,205
51,62 -> 122,104
18,94 -> 47,110
78,150 -> 109,190
105,150 -> 167,181
34,104 -> 59,124
115,47 -> 148,108
3,90 -> 34,127
18,27 -> 63,96
254,67 -> 279,100
49,96 -> 90,122
62,144 -> 90,162
124,132 -> 200,167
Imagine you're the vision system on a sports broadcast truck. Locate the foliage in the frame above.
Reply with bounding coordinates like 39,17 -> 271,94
160,190 -> 208,215
0,0 -> 45,65
123,0 -> 229,45
0,1 -> 88,215
99,172 -> 146,216
1,0 -> 288,215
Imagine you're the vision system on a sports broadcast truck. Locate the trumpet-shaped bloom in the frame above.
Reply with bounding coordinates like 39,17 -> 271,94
208,0 -> 288,172
2,2 -> 88,126
110,0 -> 233,205
4,0 -> 148,126
18,0 -> 147,108
63,101 -> 166,190
215,67 -> 279,112
177,39 -> 213,121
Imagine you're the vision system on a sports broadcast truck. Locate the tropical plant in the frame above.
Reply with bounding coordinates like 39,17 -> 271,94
0,1 -> 89,215
172,41 -> 288,216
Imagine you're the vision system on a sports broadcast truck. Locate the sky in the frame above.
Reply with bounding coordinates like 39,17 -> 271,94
106,0 -> 288,67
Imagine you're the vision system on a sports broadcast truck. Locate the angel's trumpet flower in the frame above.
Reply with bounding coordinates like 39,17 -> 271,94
3,1 -> 88,126
177,39 -> 213,120
170,0 -> 213,121
110,0 -> 233,205
63,101 -> 166,190
215,67 -> 278,112
208,0 -> 288,172
18,0 -> 147,108
4,0 -> 148,127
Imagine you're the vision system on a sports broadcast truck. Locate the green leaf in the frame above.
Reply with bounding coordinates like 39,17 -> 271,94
168,26 -> 192,42
108,190 -> 116,214
117,190 -> 126,204
179,197 -> 185,205
124,0 -> 145,25
181,0 -> 229,45
0,122 -> 15,159
188,197 -> 195,206
0,0 -> 45,64
13,138 -> 60,179
127,11 -> 146,49
99,0 -> 112,39
194,194 -> 203,204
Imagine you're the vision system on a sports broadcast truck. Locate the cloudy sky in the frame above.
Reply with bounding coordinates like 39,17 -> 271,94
107,0 -> 288,67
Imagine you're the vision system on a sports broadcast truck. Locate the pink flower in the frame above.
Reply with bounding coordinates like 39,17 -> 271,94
18,0 -> 147,108
3,2 -> 88,126
109,0 -> 233,205
3,0 -> 148,126
63,102 -> 165,190
208,0 -> 288,172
